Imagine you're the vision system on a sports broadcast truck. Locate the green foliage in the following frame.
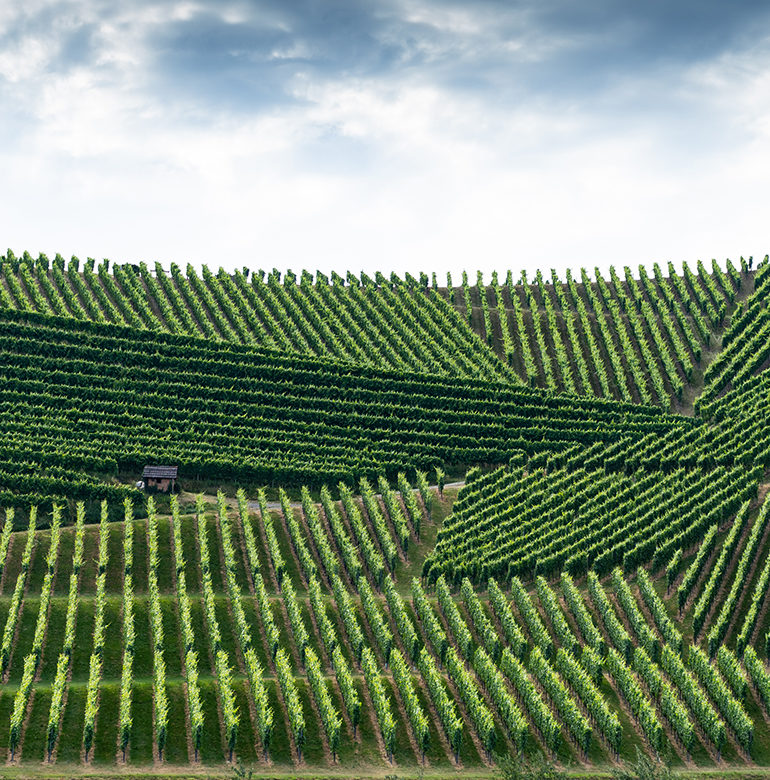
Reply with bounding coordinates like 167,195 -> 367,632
1,256 -> 770,774
611,748 -> 677,780
494,750 -> 568,780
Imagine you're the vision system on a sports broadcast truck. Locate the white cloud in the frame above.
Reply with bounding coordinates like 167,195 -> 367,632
1,2 -> 769,279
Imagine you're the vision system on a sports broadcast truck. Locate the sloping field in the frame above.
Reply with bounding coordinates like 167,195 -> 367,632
0,251 -> 769,778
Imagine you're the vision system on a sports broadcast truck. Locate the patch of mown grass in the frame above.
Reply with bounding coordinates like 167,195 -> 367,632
245,511 -> 272,583
1,534 -> 23,594
384,675 -> 420,768
295,679 -> 325,766
0,599 -> 10,651
161,598 -> 183,678
198,677 -> 225,763
273,512 -> 307,595
130,680 -> 155,764
8,599 -> 39,684
180,516 -> 200,593
351,601 -> 384,668
155,517 -> 175,593
326,676 -> 355,765
105,523 -> 125,593
743,689 -> 770,766
54,527 -> 75,594
188,598 -> 214,673
71,600 -> 96,682
411,675 -> 453,766
0,687 -> 12,762
324,598 -> 354,668
227,515 -> 252,594
349,677 -> 384,769
101,598 -> 124,680
719,732 -> 741,764
56,685 -> 87,763
232,678 -> 258,763
686,732 -> 716,766
21,688 -> 51,763
133,599 -> 153,679
132,519 -> 149,595
585,722 -> 610,765
26,530 -> 51,594
299,601 -> 324,662
92,681 -> 120,764
554,721 -> 577,767
596,677 -> 649,765
213,598 -> 241,667
755,609 -> 770,663
78,524 -> 100,593
39,598 -> 67,679
240,599 -> 269,670
273,600 -> 294,658
206,515 -> 225,592
265,679 -> 291,765
398,524 -> 439,598
163,680 -> 189,764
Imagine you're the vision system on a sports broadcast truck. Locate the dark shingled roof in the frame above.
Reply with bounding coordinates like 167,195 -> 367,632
142,465 -> 178,479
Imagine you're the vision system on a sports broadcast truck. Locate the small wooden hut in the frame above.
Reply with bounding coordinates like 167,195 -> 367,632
142,465 -> 178,493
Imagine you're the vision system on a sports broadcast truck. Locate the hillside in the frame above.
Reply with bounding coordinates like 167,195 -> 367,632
448,261 -> 752,413
0,251 -> 769,778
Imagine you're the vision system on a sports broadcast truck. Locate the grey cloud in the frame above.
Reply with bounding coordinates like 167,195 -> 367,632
134,0 -> 770,116
4,0 -> 770,131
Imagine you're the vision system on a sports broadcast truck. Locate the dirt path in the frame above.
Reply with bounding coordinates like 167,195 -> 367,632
723,511 -> 770,646
315,504 -> 359,594
680,537 -> 724,616
582,589 -> 670,762
295,506 -> 333,592
409,599 -> 490,767
375,494 -> 408,564
696,509 -> 755,641
454,602 -> 522,761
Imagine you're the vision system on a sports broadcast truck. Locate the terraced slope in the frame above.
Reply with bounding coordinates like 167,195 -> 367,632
424,463 -> 758,586
448,258 -> 756,410
697,259 -> 770,411
1,250 -> 766,413
2,249 -> 770,778
0,253 -> 512,383
0,308 -> 681,505
3,475 -> 770,775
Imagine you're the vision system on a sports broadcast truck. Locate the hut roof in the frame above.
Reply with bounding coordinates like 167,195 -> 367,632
142,465 -> 178,479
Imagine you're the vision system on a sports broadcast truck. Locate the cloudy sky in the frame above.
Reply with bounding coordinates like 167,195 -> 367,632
2,1 -> 770,279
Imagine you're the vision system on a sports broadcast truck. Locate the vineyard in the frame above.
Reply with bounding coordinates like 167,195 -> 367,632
0,250 -> 770,778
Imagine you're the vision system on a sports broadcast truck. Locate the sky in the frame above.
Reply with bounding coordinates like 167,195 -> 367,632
2,1 -> 770,281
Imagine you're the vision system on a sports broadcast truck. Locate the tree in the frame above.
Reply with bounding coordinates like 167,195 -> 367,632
232,762 -> 254,780
494,751 -> 567,780
435,466 -> 445,496
612,749 -> 677,780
